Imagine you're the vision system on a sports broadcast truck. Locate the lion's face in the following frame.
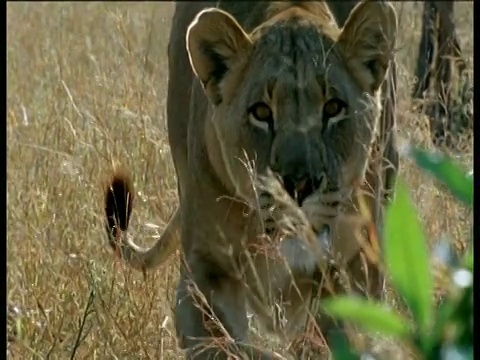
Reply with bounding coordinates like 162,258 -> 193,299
187,2 -> 397,206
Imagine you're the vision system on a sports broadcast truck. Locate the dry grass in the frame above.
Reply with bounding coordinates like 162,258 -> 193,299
7,2 -> 472,359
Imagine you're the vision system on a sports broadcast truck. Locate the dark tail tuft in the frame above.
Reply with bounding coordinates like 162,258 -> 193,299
104,171 -> 134,244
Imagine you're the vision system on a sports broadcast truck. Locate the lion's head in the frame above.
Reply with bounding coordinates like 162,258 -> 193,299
186,1 -> 397,207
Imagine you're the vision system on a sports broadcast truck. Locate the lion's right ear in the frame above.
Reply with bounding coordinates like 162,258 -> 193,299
186,8 -> 252,105
337,1 -> 397,94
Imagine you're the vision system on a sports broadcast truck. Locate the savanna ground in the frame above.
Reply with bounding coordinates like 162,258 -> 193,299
7,2 -> 473,359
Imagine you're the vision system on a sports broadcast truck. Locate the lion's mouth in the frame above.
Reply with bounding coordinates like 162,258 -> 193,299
283,177 -> 317,207
282,175 -> 341,209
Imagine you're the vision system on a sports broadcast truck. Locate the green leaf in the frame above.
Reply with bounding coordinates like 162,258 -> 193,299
384,181 -> 433,335
440,346 -> 473,360
463,250 -> 473,271
322,297 -> 411,338
409,147 -> 473,207
330,331 -> 360,360
428,298 -> 457,354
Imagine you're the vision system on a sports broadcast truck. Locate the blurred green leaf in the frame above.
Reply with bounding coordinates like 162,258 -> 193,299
330,331 -> 359,360
428,298 -> 457,355
409,147 -> 473,207
451,286 -> 474,347
440,346 -> 473,360
427,267 -> 473,356
463,250 -> 473,271
322,297 -> 410,338
384,181 -> 433,335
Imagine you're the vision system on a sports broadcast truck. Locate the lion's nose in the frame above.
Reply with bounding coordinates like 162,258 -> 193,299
282,174 -> 322,206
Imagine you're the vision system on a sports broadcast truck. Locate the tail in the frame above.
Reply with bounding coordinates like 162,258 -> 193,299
104,170 -> 181,271
105,171 -> 134,244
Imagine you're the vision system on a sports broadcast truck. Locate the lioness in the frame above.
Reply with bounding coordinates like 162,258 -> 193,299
105,1 -> 398,358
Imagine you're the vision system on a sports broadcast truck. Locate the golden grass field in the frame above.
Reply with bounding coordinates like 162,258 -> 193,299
7,2 -> 473,359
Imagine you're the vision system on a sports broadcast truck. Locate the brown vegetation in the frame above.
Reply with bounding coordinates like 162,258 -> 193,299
413,2 -> 472,146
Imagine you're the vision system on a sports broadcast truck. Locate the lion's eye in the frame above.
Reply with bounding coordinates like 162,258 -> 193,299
248,102 -> 274,131
323,98 -> 347,120
249,102 -> 273,121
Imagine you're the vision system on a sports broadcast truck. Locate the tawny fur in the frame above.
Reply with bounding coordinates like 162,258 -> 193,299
104,1 -> 399,358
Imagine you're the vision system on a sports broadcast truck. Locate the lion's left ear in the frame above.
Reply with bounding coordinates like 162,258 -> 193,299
337,1 -> 397,93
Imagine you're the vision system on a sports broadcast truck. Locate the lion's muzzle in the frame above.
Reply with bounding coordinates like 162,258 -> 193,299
282,175 -> 323,206
271,131 -> 339,207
